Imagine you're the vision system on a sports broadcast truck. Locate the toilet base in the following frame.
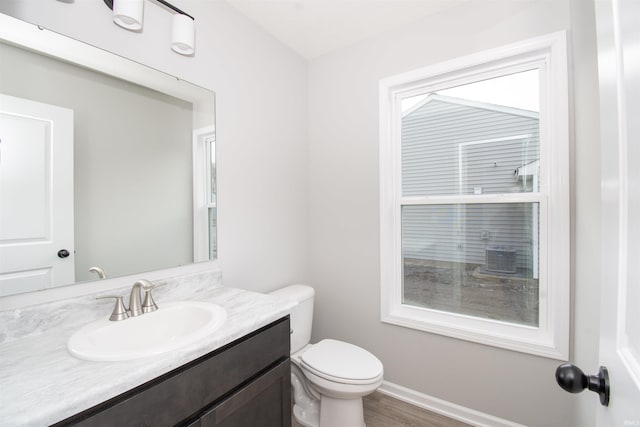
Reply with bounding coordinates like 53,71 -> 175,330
293,395 -> 366,427
293,403 -> 319,427
291,368 -> 368,427
292,367 -> 320,427
319,395 -> 365,427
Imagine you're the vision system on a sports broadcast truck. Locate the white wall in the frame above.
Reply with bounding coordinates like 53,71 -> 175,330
307,1 -> 601,426
0,0 -> 309,294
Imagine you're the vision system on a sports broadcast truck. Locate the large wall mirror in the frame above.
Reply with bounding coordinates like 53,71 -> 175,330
0,15 -> 216,297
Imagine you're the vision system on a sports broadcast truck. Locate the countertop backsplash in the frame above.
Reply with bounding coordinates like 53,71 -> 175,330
0,269 -> 222,345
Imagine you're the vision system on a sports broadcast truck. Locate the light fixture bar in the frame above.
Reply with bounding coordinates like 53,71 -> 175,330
103,0 -> 196,55
103,0 -> 194,21
155,0 -> 194,21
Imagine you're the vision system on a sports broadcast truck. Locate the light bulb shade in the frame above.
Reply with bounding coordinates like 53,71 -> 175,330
171,14 -> 195,55
113,0 -> 144,31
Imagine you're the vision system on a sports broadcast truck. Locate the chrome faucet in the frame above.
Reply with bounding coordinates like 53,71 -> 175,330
98,279 -> 163,321
89,266 -> 107,279
129,279 -> 161,317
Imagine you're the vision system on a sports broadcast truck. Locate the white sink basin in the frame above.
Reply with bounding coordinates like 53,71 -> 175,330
67,301 -> 227,362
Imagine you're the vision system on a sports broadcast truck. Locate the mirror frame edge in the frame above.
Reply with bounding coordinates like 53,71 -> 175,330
0,14 -> 209,103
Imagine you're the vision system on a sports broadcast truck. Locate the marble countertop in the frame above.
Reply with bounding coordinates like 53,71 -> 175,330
0,272 -> 295,426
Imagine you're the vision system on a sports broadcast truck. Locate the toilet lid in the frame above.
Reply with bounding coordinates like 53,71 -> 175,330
300,339 -> 383,384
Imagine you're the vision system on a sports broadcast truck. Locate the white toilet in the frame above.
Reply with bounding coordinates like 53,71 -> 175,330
270,285 -> 383,427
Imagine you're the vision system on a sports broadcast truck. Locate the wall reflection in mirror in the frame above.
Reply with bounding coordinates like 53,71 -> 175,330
0,21 -> 216,297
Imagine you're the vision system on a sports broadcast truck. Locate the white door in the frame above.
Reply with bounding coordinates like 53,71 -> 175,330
595,0 -> 640,423
0,94 -> 74,296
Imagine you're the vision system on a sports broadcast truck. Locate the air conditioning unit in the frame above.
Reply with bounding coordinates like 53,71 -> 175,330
485,246 -> 517,273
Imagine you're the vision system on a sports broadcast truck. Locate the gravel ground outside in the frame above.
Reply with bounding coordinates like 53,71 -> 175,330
402,258 -> 539,326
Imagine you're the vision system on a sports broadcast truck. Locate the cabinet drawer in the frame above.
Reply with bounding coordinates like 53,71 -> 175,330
58,317 -> 290,426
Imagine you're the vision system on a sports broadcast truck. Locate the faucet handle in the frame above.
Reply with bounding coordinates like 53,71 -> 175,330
96,295 -> 129,321
142,283 -> 165,313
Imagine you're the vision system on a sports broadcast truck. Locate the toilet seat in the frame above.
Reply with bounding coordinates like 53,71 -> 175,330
300,339 -> 383,385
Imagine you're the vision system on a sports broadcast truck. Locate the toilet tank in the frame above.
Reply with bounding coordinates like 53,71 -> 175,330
269,284 -> 314,354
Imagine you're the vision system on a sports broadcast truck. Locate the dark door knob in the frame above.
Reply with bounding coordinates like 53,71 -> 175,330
555,363 -> 610,406
57,249 -> 70,258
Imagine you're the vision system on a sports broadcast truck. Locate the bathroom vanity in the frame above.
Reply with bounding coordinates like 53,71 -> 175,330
0,270 -> 296,426
57,317 -> 291,426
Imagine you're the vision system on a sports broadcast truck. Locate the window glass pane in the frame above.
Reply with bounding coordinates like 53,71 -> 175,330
401,69 -> 540,197
206,136 -> 217,260
208,207 -> 217,259
208,138 -> 217,205
401,203 -> 539,326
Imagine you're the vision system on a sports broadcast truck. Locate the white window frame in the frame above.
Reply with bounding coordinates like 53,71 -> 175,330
379,32 -> 570,360
193,125 -> 216,262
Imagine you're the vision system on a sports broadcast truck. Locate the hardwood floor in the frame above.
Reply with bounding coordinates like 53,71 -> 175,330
291,391 -> 471,427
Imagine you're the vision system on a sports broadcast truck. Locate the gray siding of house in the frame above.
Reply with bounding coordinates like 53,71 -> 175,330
402,203 -> 536,270
401,97 -> 539,271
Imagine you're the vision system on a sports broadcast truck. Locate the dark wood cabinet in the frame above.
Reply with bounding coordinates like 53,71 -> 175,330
198,360 -> 290,427
55,317 -> 291,427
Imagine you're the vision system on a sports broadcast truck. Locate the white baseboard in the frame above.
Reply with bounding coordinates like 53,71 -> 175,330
377,381 -> 526,427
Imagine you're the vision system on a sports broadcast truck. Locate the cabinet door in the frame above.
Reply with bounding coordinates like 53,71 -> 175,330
200,360 -> 291,427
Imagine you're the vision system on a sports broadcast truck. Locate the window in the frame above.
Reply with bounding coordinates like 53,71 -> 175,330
206,134 -> 217,260
379,32 -> 569,359
193,125 -> 217,262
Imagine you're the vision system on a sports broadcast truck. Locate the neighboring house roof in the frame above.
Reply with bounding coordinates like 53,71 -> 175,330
402,94 -> 540,120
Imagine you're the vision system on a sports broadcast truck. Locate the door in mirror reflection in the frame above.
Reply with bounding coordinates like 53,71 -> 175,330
0,94 -> 74,296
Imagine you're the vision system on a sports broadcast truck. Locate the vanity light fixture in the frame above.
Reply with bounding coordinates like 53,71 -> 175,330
112,0 -> 144,31
171,13 -> 195,55
103,0 -> 195,56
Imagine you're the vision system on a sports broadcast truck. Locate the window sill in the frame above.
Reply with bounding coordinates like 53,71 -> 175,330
381,303 -> 568,360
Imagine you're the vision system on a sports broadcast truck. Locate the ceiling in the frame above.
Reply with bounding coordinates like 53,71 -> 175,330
222,0 -> 473,59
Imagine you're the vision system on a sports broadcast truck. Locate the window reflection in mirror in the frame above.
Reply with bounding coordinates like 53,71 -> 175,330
209,136 -> 217,260
193,125 -> 216,264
